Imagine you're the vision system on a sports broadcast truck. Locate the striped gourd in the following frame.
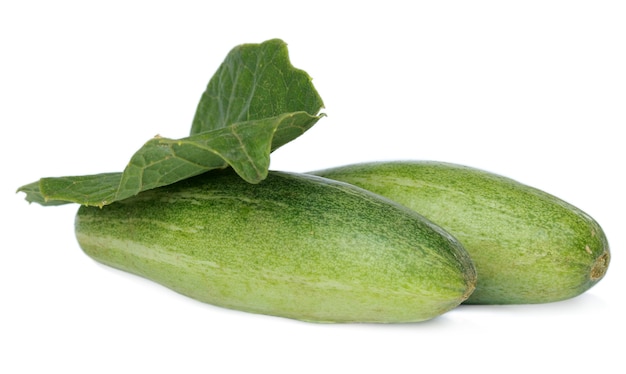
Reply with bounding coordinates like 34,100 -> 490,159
75,169 -> 476,322
312,161 -> 610,304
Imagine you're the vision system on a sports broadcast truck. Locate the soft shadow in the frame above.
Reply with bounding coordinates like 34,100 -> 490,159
455,292 -> 609,316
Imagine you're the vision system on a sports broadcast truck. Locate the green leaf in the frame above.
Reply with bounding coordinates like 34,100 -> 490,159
191,38 -> 324,135
37,173 -> 123,207
18,39 -> 325,207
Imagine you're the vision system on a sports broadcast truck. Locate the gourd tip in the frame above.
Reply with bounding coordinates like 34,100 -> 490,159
590,251 -> 610,281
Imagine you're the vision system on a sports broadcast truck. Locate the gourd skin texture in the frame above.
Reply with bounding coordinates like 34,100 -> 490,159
75,170 -> 476,323
312,161 -> 610,305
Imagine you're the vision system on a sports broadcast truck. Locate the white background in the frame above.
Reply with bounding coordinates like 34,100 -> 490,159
2,1 -> 624,373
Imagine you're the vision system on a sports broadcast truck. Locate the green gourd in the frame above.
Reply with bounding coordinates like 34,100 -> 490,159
312,161 -> 610,304
75,169 -> 476,323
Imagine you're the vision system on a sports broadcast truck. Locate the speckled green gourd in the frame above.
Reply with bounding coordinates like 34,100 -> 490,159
312,161 -> 610,304
75,169 -> 476,323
